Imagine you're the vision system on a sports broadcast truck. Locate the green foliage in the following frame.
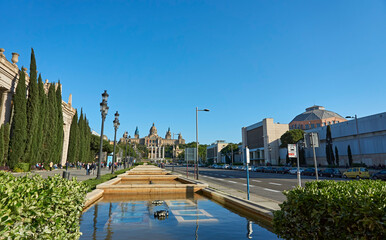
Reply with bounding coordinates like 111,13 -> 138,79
83,167 -> 132,190
55,82 -> 64,163
35,74 -> 46,163
178,142 -> 207,162
0,125 -> 4,166
273,180 -> 386,239
280,129 -> 304,148
43,84 -> 58,164
3,123 -> 10,165
14,162 -> 30,172
348,145 -> 353,167
136,144 -> 148,157
25,49 -> 40,164
8,69 -> 28,169
220,143 -> 239,164
335,146 -> 340,166
67,111 -> 79,164
0,171 -> 88,239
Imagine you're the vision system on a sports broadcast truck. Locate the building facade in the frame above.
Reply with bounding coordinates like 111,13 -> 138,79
304,112 -> 386,167
242,118 -> 289,165
0,48 -> 76,165
290,105 -> 347,130
119,124 -> 185,160
206,140 -> 228,164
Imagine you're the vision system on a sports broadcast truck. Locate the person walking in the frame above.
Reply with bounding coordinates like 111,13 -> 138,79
49,162 -> 53,171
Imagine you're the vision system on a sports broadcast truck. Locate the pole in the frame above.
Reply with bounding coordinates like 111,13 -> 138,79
112,127 -> 117,174
296,143 -> 301,187
196,107 -> 199,180
310,133 -> 319,180
245,147 -> 250,200
97,116 -> 105,179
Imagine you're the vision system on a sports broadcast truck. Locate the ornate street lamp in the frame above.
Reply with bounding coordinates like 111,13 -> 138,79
97,90 -> 109,179
196,108 -> 210,180
112,111 -> 120,174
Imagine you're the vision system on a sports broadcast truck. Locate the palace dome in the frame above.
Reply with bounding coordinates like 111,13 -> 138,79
149,123 -> 157,136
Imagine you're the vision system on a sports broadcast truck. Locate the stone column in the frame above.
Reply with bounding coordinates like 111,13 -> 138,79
162,146 -> 165,160
151,146 -> 153,159
158,147 -> 161,160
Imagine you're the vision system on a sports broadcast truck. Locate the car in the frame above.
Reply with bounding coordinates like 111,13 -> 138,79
319,168 -> 342,178
302,168 -> 320,176
264,167 -> 277,173
371,170 -> 386,180
222,164 -> 230,169
342,167 -> 370,179
255,167 -> 267,172
276,167 -> 290,174
289,167 -> 304,175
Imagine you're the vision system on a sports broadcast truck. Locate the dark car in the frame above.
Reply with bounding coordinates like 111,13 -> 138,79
255,167 -> 267,172
302,168 -> 320,176
276,167 -> 289,174
372,170 -> 386,180
320,168 -> 342,178
264,167 -> 277,173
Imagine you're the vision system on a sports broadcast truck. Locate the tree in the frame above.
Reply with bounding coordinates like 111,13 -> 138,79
55,82 -> 64,163
3,123 -> 10,165
77,109 -> 85,162
0,125 -> 4,166
35,74 -> 47,162
67,111 -> 78,164
299,147 -> 306,165
280,129 -> 304,148
220,143 -> 239,164
8,69 -> 28,169
335,146 -> 340,166
325,125 -> 335,166
44,83 -> 58,164
347,145 -> 353,167
25,49 -> 40,164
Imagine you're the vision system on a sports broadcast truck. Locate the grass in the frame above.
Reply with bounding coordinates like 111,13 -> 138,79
82,167 -> 133,191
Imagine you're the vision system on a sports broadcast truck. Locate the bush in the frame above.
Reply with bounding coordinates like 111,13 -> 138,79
352,163 -> 367,167
14,162 -> 30,172
0,171 -> 88,239
273,180 -> 386,239
83,167 -> 132,190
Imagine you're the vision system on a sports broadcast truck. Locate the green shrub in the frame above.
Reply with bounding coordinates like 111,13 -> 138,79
352,163 -> 367,167
273,180 -> 386,239
14,162 -> 30,172
0,171 -> 88,239
83,167 -> 132,190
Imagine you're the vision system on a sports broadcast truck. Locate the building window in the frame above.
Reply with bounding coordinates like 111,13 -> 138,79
306,125 -> 309,129
317,123 -> 321,127
311,124 -> 315,128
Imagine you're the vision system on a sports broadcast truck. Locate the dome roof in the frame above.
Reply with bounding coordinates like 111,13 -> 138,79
149,123 -> 157,136
291,105 -> 345,122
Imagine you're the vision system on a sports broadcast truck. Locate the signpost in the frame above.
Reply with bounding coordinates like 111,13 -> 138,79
304,132 -> 320,180
245,147 -> 250,200
288,144 -> 301,187
185,148 -> 196,178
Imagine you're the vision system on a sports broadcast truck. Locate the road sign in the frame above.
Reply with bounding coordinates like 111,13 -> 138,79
304,132 -> 320,148
245,147 -> 250,164
288,144 -> 297,158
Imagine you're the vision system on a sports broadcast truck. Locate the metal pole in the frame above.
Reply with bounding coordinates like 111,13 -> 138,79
296,143 -> 301,187
196,107 -> 199,180
125,138 -> 128,169
112,127 -> 117,174
246,162 -> 250,200
245,147 -> 250,200
310,133 -> 319,180
97,116 -> 105,179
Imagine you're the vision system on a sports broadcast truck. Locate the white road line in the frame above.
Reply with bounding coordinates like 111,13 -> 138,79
217,178 -> 225,181
263,188 -> 280,193
238,178 -> 245,180
242,184 -> 255,187
252,180 -> 262,183
228,181 -> 238,184
269,182 -> 282,186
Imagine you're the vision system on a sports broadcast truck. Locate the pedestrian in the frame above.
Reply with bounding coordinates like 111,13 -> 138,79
49,161 -> 53,171
86,163 -> 90,175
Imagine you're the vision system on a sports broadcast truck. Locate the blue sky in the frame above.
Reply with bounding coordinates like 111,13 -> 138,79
1,0 -> 385,144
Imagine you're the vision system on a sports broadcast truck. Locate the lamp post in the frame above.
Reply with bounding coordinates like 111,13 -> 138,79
123,131 -> 128,169
268,144 -> 272,164
196,107 -> 210,180
128,136 -> 131,167
111,111 -> 120,174
346,115 -> 362,163
97,90 -> 109,179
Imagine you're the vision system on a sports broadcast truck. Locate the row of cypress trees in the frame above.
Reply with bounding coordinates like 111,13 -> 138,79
1,49 -> 68,169
66,109 -> 93,164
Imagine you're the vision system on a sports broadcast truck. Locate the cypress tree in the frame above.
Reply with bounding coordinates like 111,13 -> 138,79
25,48 -> 40,164
0,125 -> 4,166
36,74 -> 47,163
348,145 -> 353,167
45,83 -> 58,164
335,146 -> 340,166
55,82 -> 64,164
67,111 -> 78,164
3,123 -> 10,164
77,110 -> 85,162
8,69 -> 28,169
326,125 -> 334,165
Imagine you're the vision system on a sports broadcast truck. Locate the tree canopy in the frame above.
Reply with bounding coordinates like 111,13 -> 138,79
280,129 -> 304,148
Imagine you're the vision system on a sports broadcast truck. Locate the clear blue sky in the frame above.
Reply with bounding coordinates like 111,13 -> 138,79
1,0 -> 385,144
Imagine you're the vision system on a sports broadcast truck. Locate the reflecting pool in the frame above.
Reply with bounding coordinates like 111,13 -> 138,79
80,194 -> 279,240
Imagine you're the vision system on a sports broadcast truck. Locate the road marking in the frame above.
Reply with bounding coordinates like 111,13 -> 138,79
269,182 -> 282,186
238,178 -> 245,180
252,180 -> 261,183
217,178 -> 225,181
242,184 -> 255,187
228,181 -> 238,184
263,188 -> 280,193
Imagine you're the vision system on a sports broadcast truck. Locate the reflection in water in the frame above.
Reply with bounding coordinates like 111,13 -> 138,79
80,194 -> 278,240
247,220 -> 253,239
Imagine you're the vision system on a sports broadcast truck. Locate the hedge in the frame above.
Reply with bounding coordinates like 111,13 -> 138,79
0,171 -> 88,239
82,167 -> 132,190
273,180 -> 386,239
14,162 -> 30,172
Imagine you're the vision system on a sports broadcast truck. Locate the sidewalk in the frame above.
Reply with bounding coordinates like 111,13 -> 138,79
11,167 -> 122,181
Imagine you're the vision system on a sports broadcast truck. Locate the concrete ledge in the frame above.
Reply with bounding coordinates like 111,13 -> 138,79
83,189 -> 104,210
200,188 -> 274,224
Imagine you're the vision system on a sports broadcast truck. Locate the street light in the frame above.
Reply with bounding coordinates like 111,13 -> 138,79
196,108 -> 210,180
346,115 -> 362,163
268,144 -> 272,164
97,90 -> 109,179
123,131 -> 128,169
112,111 -> 120,174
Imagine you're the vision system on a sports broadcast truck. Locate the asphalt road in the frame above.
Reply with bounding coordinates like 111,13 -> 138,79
167,166 -> 347,202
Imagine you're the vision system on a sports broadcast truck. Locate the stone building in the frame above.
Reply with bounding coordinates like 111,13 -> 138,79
0,48 -> 76,165
290,105 -> 347,130
119,123 -> 185,160
206,140 -> 228,164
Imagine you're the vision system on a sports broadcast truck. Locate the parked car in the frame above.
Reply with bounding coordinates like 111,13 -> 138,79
319,168 -> 342,178
264,167 -> 277,173
255,167 -> 267,172
342,167 -> 370,179
371,170 -> 386,180
289,167 -> 304,175
222,164 -> 230,169
276,167 -> 290,174
302,168 -> 320,176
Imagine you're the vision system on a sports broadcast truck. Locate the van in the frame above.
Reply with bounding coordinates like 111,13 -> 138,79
343,167 -> 370,179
